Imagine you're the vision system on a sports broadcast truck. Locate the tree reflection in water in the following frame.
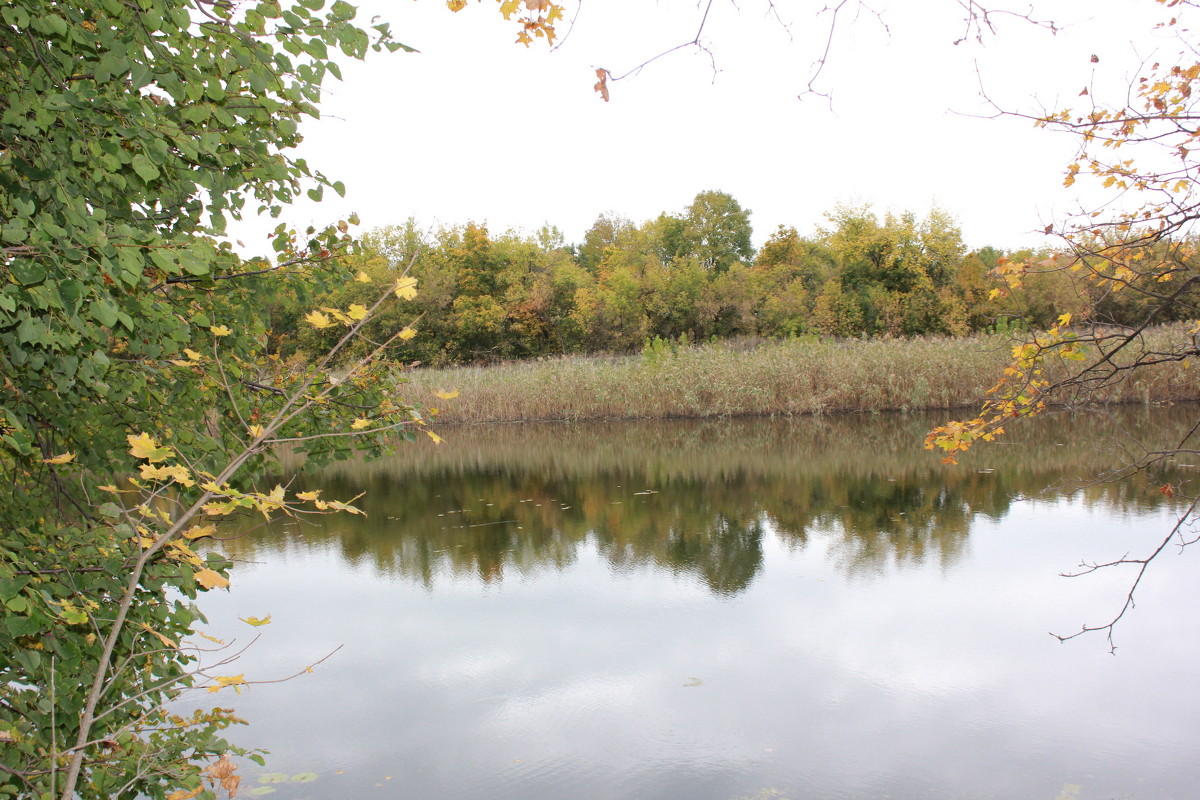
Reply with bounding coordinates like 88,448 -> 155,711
219,406 -> 1192,594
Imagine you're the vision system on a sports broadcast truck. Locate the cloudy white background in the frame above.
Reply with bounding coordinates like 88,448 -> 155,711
231,0 -> 1180,253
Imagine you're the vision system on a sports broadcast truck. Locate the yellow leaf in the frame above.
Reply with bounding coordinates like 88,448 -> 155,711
987,288 -> 1000,301
314,493 -> 366,515
205,674 -> 246,693
139,463 -> 195,487
138,622 -> 179,650
433,389 -> 459,400
296,489 -> 321,501
210,325 -> 232,337
249,424 -> 265,438
41,452 -> 75,464
239,615 -> 272,627
167,540 -> 203,566
394,276 -> 418,300
399,327 -> 417,341
167,787 -> 204,800
427,430 -> 444,445
354,270 -> 372,283
182,524 -> 216,540
304,310 -> 333,329
323,306 -> 352,325
183,348 -> 203,362
351,417 -> 372,430
203,500 -> 238,516
446,0 -> 466,10
347,303 -> 369,321
127,433 -> 174,463
194,568 -> 230,590
1057,312 -> 1072,327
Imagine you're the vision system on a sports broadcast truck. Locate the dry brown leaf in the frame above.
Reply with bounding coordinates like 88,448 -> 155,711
203,754 -> 241,797
593,68 -> 610,102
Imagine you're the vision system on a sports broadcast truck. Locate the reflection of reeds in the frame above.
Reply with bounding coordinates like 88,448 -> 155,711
286,405 -> 1199,500
221,408 -> 1194,594
391,327 -> 1200,424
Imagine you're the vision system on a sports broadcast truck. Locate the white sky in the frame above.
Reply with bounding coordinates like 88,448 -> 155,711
232,0 -> 1181,254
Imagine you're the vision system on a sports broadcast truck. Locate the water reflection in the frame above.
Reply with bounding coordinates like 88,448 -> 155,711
192,406 -> 1200,800
221,407 -> 1191,594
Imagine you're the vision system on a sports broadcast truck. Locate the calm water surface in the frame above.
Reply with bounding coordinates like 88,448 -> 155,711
191,410 -> 1200,800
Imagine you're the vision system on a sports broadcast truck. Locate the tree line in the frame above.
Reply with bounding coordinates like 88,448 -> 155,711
265,190 -> 1200,367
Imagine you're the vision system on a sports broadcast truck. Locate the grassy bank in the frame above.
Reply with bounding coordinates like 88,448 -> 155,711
397,326 -> 1200,424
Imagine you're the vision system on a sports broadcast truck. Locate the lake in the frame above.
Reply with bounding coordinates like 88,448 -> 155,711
190,408 -> 1200,800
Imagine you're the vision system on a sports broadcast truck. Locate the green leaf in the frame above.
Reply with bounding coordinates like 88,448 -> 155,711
90,299 -> 119,328
9,261 -> 47,286
131,153 -> 160,182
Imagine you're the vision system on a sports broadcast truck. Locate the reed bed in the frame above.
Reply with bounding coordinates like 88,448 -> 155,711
395,326 -> 1200,424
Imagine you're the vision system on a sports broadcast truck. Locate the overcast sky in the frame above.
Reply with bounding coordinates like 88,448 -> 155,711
231,0 -> 1177,254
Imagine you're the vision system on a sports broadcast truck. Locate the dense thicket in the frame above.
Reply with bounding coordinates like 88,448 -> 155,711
0,0 -> 420,797
270,193 -> 1200,366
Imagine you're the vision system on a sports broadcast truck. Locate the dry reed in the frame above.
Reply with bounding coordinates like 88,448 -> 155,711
394,326 -> 1200,424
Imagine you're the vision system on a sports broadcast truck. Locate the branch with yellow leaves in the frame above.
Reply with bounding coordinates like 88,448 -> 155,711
56,256 -> 439,800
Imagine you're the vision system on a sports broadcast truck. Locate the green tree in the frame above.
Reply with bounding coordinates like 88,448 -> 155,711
577,213 -> 634,274
679,190 -> 755,273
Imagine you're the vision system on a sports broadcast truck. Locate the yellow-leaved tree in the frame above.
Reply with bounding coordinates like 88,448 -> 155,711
929,0 -> 1200,648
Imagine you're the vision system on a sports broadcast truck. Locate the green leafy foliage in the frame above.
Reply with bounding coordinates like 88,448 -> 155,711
0,1 -> 415,798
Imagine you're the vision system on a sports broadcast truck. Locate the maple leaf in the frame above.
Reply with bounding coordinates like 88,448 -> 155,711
314,494 -> 366,515
182,524 -> 216,540
399,327 -> 417,341
394,276 -> 418,300
138,622 -> 179,650
304,310 -> 333,329
210,324 -> 233,337
167,541 -> 203,566
322,306 -> 352,325
41,452 -> 75,464
347,303 -> 369,321
127,432 -> 175,463
351,417 -> 372,430
354,270 -> 372,283
434,389 -> 460,400
202,752 -> 242,797
139,463 -> 195,487
202,500 -> 238,516
167,787 -> 204,800
594,68 -> 610,102
194,568 -> 230,590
